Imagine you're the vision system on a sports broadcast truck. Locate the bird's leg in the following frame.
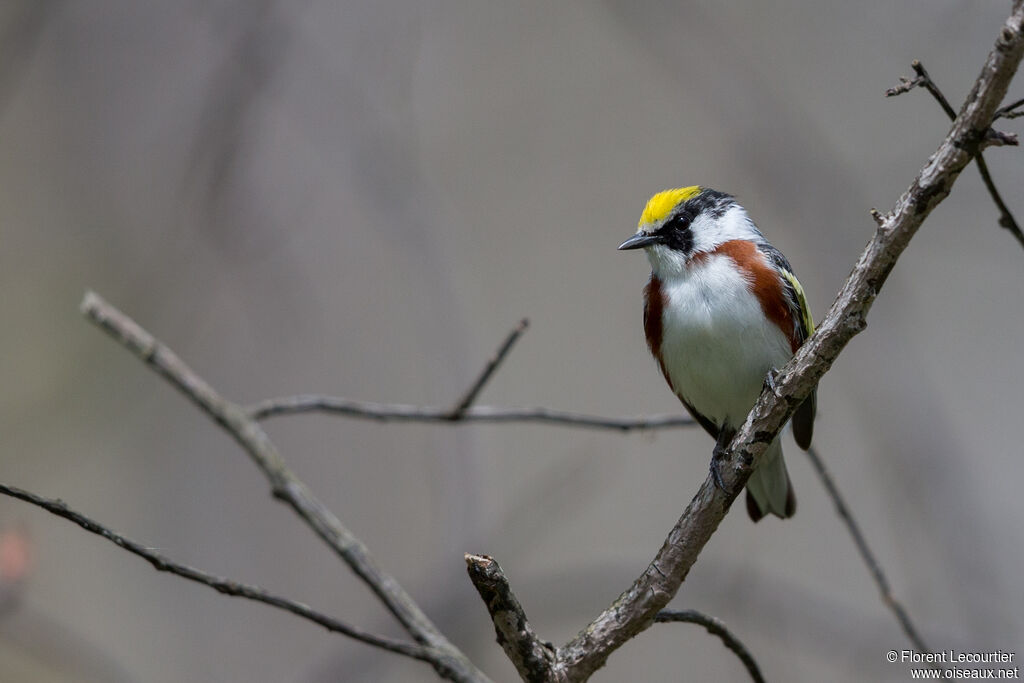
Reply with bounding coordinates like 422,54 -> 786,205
710,427 -> 736,493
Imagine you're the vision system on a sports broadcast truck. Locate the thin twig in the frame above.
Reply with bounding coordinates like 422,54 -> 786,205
80,292 -> 491,683
994,94 -> 1024,118
0,482 -> 431,661
908,61 -> 957,118
654,609 -> 765,683
246,395 -> 694,431
803,447 -> 932,655
887,60 -> 1024,248
448,319 -> 529,419
883,75 -> 922,97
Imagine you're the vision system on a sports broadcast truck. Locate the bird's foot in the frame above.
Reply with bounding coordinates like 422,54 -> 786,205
711,427 -> 739,494
710,444 -> 729,493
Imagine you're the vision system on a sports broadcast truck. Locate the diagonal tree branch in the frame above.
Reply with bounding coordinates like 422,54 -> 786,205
469,5 -> 1024,680
654,610 -> 765,683
253,392 -> 928,664
248,383 -> 926,662
0,482 -> 432,662
250,332 -> 930,672
79,292 -> 492,683
247,318 -> 925,656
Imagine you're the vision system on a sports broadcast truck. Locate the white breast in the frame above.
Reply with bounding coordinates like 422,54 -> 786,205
658,254 -> 793,429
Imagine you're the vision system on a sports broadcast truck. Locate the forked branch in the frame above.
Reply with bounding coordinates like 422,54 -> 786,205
887,59 -> 1023,248
79,292 -> 491,683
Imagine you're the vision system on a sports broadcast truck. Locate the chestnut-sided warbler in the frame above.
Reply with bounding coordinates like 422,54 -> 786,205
619,186 -> 816,521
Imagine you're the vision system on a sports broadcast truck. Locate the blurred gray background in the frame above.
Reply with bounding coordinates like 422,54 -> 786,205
0,1 -> 1021,681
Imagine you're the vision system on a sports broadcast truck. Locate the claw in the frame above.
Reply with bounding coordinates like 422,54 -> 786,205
710,449 -> 729,492
711,427 -> 737,494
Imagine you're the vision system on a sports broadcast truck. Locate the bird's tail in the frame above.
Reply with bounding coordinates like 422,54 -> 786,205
745,440 -> 796,522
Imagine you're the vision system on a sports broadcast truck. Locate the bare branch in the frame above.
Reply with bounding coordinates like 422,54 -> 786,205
904,60 -> 957,117
255,399 -> 924,665
79,292 -> 491,683
463,556 -> 766,683
245,317 -> 686,433
246,395 -> 694,431
803,447 -> 931,654
984,128 -> 1019,146
888,59 -> 1024,248
0,482 -> 431,661
994,94 -> 1024,118
654,610 -> 765,683
448,319 -> 529,419
884,75 -> 924,98
465,555 -> 558,681
543,6 -> 1024,679
973,157 -> 1022,245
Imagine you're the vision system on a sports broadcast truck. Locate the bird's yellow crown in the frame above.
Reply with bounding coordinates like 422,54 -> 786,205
638,186 -> 702,228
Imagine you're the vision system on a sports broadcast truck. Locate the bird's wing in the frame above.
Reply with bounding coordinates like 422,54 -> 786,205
758,243 -> 813,344
759,243 -> 816,450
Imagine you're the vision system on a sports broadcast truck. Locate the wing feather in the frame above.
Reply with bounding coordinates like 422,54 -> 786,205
758,243 -> 816,449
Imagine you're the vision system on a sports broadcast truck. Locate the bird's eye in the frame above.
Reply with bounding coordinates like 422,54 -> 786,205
658,213 -> 694,253
663,214 -> 690,232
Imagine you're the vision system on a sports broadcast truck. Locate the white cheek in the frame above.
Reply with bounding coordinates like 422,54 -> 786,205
689,206 -> 760,253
